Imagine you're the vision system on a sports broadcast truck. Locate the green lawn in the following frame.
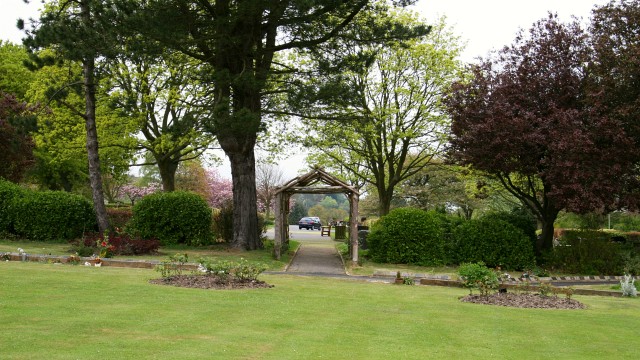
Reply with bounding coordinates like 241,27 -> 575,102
1,262 -> 639,359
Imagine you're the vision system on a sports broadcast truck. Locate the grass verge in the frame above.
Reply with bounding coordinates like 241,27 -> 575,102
0,238 -> 299,271
1,262 -> 638,359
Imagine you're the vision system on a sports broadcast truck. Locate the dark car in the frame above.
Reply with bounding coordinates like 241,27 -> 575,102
298,217 -> 321,230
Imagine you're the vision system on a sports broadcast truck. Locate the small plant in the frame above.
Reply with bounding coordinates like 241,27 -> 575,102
155,253 -> 189,278
67,253 -> 81,265
402,276 -> 415,285
198,258 -> 267,282
538,282 -> 554,297
234,258 -> 268,281
97,234 -> 116,258
458,262 -> 499,296
0,252 -> 10,261
620,274 -> 638,297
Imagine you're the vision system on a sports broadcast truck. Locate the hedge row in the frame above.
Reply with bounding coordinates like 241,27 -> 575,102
0,179 -> 97,240
367,208 -> 536,270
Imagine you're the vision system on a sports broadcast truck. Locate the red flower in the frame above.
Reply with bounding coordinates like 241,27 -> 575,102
101,241 -> 107,247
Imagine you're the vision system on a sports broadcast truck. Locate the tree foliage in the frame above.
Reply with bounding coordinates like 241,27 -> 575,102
107,50 -> 215,191
293,13 -> 461,216
445,14 -> 635,254
255,163 -> 284,219
0,92 -> 36,182
114,0 -> 423,250
590,0 -> 640,207
20,0 -> 127,232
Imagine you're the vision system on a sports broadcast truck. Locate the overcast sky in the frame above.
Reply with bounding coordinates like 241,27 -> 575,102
1,0 -> 612,179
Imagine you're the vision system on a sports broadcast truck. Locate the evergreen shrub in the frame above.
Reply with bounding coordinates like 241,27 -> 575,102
482,210 -> 537,250
0,179 -> 26,234
128,191 -> 212,246
453,217 -> 535,270
367,207 -> 446,266
547,230 -> 624,275
106,207 -> 133,232
12,190 -> 97,241
211,200 -> 266,244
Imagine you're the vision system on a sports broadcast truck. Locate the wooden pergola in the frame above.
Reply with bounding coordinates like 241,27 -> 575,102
272,167 -> 360,262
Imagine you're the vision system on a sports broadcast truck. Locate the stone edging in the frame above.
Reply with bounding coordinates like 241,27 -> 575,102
372,270 -> 639,283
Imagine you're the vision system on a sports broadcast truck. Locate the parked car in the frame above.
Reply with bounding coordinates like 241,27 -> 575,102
298,217 -> 322,230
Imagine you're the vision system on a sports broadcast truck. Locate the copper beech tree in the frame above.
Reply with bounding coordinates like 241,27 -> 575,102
445,14 -> 636,255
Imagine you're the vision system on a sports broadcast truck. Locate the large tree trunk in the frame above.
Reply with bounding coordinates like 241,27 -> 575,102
156,157 -> 178,192
537,209 -> 560,256
377,186 -> 393,216
81,0 -> 109,233
228,148 -> 261,250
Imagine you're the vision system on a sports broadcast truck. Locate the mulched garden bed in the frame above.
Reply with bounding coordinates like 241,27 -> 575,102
149,275 -> 274,290
461,293 -> 587,309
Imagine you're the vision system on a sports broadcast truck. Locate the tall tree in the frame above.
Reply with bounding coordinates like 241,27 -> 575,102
445,14 -> 635,254
20,0 -> 123,232
0,41 -> 35,100
590,0 -> 640,207
0,91 -> 36,182
24,57 -> 135,194
255,163 -> 284,219
292,14 -> 460,215
119,0 -> 423,249
107,50 -> 215,191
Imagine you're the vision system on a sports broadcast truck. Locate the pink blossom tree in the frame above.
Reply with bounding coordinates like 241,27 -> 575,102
121,183 -> 161,205
205,169 -> 233,209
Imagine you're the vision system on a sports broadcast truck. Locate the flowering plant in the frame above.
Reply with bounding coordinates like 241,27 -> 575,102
97,235 -> 116,258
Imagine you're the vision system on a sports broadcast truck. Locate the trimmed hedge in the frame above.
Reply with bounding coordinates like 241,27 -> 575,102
12,190 -> 97,241
481,210 -> 537,250
367,208 -> 446,266
128,191 -> 213,246
0,179 -> 26,234
547,230 -> 625,275
453,217 -> 535,270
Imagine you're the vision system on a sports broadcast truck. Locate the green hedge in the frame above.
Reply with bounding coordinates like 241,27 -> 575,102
453,217 -> 535,270
0,179 -> 26,234
12,190 -> 97,241
547,230 -> 625,275
367,208 -> 446,266
481,210 -> 537,250
128,191 -> 212,246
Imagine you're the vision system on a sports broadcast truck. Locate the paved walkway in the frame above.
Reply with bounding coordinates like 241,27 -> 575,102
286,240 -> 345,275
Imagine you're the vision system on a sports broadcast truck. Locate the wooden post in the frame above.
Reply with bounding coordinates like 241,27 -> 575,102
349,192 -> 359,263
274,192 -> 283,260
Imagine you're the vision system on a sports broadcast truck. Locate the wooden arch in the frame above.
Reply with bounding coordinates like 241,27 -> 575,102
272,167 -> 360,262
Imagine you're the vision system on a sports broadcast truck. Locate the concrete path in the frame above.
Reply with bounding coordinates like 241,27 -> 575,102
286,240 -> 345,275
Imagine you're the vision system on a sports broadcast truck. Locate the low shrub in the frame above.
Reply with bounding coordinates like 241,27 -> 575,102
212,200 -> 267,244
12,190 -> 97,241
453,217 -> 535,270
367,208 -> 446,266
212,200 -> 234,242
547,230 -> 624,275
106,207 -> 133,232
78,232 -> 160,256
128,191 -> 212,246
198,257 -> 267,281
458,262 -> 499,296
156,253 -> 190,278
620,274 -> 638,297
